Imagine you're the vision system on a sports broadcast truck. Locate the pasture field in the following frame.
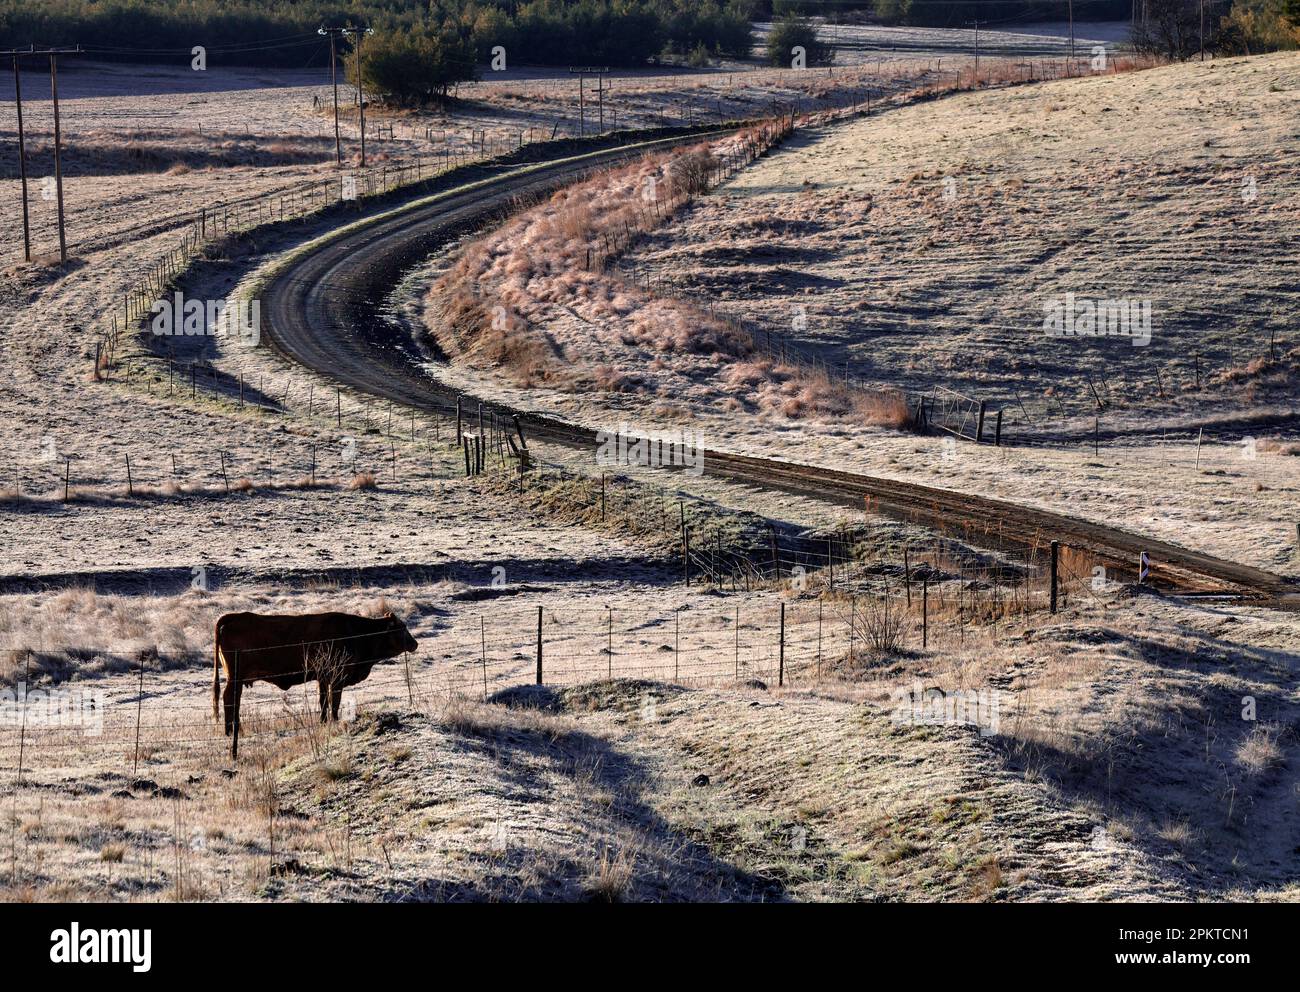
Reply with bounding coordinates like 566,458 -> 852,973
0,16 -> 1297,914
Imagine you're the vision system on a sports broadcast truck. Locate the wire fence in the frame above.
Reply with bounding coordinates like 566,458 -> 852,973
0,543 -> 1102,771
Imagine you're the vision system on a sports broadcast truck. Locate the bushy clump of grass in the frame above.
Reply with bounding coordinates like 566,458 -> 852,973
348,472 -> 378,490
1235,724 -> 1284,777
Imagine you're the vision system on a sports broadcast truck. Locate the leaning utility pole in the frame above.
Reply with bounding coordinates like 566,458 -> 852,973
318,26 -> 344,166
10,48 -> 32,261
1068,0 -> 1076,60
1199,0 -> 1205,61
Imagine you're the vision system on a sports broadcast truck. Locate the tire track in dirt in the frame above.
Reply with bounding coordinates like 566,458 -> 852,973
258,136 -> 1300,611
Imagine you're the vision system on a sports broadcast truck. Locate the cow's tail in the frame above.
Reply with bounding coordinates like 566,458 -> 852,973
212,617 -> 224,720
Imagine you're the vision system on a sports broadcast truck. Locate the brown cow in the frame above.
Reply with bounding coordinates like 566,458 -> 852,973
213,611 -> 418,735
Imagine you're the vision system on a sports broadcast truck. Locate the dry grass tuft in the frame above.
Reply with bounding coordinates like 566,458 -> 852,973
348,472 -> 378,490
585,846 -> 635,902
1235,724 -> 1284,777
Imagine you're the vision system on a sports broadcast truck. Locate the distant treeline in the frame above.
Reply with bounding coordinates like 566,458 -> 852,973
765,0 -> 1135,28
0,0 -> 755,69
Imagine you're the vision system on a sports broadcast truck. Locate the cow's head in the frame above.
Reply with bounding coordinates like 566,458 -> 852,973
382,612 -> 419,655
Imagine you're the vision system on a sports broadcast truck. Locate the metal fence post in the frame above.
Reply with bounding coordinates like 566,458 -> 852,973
535,607 -> 543,685
1049,541 -> 1060,615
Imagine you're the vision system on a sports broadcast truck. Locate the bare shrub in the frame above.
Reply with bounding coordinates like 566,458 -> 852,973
668,148 -> 717,199
857,586 -> 908,656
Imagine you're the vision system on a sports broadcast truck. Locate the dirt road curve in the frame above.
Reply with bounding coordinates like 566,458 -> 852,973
260,137 -> 1300,609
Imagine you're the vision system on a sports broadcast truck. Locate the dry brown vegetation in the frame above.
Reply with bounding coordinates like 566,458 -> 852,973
428,132 -> 912,427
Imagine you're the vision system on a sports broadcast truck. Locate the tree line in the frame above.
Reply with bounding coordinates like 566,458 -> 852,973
0,0 -> 755,74
4,0 -> 1295,106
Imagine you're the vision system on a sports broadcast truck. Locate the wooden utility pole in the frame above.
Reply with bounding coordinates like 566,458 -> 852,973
319,27 -> 344,166
4,45 -> 80,263
49,51 -> 68,263
568,67 -> 609,137
11,50 -> 31,261
346,26 -> 374,167
966,21 -> 986,82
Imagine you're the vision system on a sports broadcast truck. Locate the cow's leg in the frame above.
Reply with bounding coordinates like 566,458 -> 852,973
222,679 -> 236,737
319,682 -> 331,724
330,687 -> 344,722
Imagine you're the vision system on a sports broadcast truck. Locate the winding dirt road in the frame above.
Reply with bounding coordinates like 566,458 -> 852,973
259,135 -> 1299,609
